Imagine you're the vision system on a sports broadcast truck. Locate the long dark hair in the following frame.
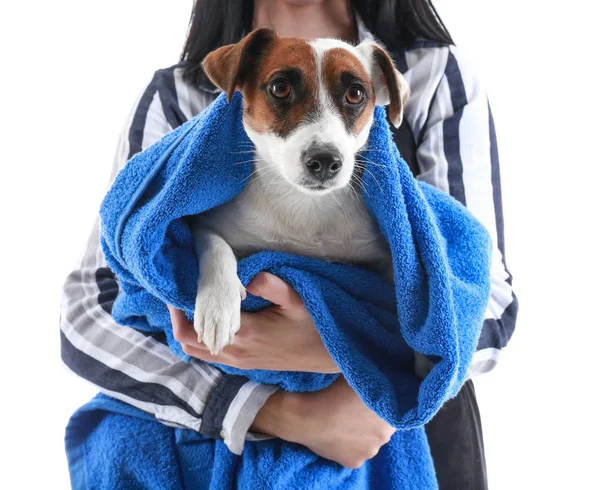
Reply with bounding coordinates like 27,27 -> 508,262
180,0 -> 453,87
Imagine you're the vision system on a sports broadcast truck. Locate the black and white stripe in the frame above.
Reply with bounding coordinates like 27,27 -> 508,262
60,68 -> 276,455
403,43 -> 517,373
60,24 -> 518,455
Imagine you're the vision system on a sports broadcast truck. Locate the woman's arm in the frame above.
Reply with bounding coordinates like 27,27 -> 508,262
60,68 -> 277,455
405,42 -> 518,375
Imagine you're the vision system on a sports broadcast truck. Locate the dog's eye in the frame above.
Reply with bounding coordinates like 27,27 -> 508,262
269,80 -> 291,99
345,85 -> 365,105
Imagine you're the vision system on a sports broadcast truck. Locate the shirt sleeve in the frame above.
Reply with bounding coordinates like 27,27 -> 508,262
60,68 -> 278,455
406,44 -> 518,377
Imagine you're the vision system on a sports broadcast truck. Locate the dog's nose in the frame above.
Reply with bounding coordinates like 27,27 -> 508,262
304,150 -> 342,181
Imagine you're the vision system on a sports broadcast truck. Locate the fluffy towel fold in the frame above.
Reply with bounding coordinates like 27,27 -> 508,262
65,92 -> 491,489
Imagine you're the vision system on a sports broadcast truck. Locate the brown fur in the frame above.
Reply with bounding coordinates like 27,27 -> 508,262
370,46 -> 403,127
242,38 -> 318,136
322,48 -> 375,135
202,28 -> 276,102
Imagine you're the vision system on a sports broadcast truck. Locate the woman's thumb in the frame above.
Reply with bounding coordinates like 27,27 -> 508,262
246,272 -> 303,310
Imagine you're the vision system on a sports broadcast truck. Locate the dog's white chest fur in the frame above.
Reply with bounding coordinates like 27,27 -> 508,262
198,174 -> 391,272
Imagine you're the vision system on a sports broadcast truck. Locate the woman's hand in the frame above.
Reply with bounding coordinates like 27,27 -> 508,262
252,377 -> 396,469
168,272 -> 340,373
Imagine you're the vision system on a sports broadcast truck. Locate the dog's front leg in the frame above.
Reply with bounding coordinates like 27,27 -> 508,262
192,226 -> 246,355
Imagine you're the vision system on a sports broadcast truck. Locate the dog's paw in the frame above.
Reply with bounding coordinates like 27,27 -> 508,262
193,276 -> 246,355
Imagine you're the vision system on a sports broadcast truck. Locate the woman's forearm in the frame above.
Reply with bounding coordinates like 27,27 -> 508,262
251,377 -> 395,469
251,390 -> 303,440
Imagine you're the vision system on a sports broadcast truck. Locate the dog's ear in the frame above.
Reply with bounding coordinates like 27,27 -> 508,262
202,28 -> 277,102
357,42 -> 409,128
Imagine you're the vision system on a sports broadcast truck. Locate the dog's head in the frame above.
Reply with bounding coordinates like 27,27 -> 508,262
202,28 -> 409,195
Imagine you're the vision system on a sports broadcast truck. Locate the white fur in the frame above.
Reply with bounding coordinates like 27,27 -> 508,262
192,228 -> 247,354
192,39 -> 402,354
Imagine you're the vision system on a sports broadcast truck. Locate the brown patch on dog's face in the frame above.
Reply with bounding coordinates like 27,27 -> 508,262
240,38 -> 319,138
321,48 -> 375,135
202,28 -> 277,102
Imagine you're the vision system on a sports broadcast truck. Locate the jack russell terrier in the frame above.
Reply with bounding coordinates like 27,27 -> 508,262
192,28 -> 409,354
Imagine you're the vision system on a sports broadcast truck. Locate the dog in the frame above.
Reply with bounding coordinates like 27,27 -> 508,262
192,28 -> 409,354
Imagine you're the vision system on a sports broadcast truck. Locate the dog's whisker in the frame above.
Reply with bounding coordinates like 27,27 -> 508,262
240,161 -> 279,184
253,163 -> 285,192
360,166 -> 384,193
229,150 -> 258,155
352,181 -> 364,201
247,163 -> 280,178
347,180 -> 359,201
233,150 -> 287,160
355,161 -> 387,172
234,158 -> 262,166
280,183 -> 299,204
354,162 -> 383,191
330,190 -> 346,213
240,166 -> 264,184
351,173 -> 370,199
361,147 -> 387,153
357,155 -> 386,166
355,157 -> 387,169
257,166 -> 281,181
265,172 -> 285,194
235,154 -> 281,167
355,181 -> 369,199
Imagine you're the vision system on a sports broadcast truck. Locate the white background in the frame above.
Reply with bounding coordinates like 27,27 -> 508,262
1,1 -> 598,488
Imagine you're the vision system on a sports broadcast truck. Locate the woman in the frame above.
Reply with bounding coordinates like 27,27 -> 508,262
61,0 -> 518,488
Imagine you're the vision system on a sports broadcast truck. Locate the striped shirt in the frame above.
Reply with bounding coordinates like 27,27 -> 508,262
60,23 -> 518,455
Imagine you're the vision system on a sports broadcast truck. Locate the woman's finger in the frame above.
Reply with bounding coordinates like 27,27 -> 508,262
246,272 -> 303,310
181,343 -> 245,369
167,304 -> 207,347
181,343 -> 224,362
167,304 -> 188,325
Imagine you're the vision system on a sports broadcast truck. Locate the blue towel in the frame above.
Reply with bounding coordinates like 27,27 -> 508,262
65,92 -> 491,489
